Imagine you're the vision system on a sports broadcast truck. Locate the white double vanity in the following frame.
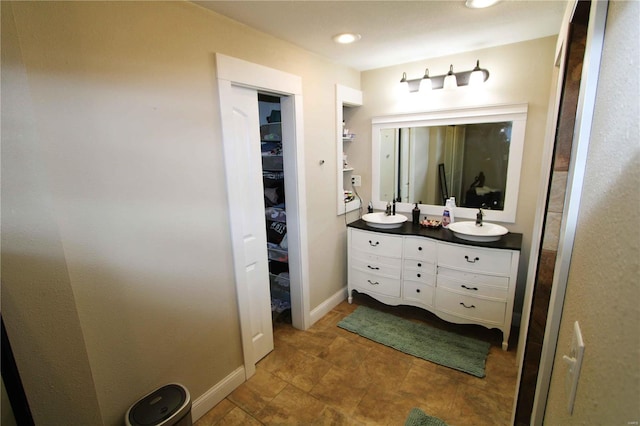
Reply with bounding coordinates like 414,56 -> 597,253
343,102 -> 529,350
347,222 -> 521,350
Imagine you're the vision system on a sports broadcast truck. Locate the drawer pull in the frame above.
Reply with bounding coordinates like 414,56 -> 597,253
417,263 -> 422,267
416,273 -> 421,278
460,302 -> 476,309
461,285 -> 478,291
367,265 -> 380,270
416,289 -> 421,293
367,279 -> 380,286
418,246 -> 423,251
369,240 -> 380,247
464,256 -> 480,263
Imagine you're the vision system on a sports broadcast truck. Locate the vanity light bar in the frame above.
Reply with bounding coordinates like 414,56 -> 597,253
400,60 -> 489,93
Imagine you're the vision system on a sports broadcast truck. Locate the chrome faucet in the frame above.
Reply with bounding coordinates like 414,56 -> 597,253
475,208 -> 484,226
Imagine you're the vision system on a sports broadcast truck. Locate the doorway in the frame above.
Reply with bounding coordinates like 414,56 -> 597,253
216,54 -> 311,379
513,0 -> 608,423
258,94 -> 292,325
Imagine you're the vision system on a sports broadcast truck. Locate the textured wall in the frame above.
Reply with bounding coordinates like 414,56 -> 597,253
1,2 -> 359,424
544,1 -> 640,423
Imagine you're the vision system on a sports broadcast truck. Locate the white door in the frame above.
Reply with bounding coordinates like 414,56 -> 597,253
217,53 -> 310,379
229,85 -> 274,363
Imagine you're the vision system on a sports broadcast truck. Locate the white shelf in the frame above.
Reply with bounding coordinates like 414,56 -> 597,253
337,85 -> 363,216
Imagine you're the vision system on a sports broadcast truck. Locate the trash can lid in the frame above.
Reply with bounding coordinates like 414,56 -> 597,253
129,384 -> 189,426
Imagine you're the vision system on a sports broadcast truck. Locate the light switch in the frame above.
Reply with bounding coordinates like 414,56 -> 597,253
562,321 -> 585,414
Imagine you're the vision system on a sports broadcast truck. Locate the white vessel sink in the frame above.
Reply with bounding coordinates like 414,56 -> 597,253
362,212 -> 407,229
448,221 -> 509,242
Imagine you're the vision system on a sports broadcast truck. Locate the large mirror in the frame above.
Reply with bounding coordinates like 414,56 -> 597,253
372,104 -> 528,223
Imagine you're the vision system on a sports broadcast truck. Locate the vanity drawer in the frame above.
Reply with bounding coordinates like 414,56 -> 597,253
436,288 -> 506,325
437,243 -> 512,275
437,274 -> 508,300
350,268 -> 401,298
403,269 -> 436,286
403,237 -> 437,262
351,251 -> 402,278
403,281 -> 434,307
351,229 -> 403,257
437,267 -> 509,289
404,259 -> 436,275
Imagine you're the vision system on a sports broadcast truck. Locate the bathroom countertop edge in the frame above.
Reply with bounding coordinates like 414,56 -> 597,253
348,219 -> 523,251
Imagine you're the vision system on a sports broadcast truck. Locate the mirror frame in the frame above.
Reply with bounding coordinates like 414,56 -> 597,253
372,103 -> 528,223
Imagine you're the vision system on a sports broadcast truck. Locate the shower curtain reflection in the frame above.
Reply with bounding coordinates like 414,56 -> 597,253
378,122 -> 512,209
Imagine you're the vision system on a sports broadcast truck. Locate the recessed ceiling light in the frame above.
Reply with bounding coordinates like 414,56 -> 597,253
465,0 -> 501,9
332,33 -> 361,44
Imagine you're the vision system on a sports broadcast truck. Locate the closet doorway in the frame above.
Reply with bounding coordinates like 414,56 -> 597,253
216,54 -> 311,379
259,94 -> 292,326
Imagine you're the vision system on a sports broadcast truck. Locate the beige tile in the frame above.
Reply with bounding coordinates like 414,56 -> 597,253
359,346 -> 413,392
399,363 -> 459,413
542,212 -> 562,251
352,386 -> 428,426
275,326 -> 339,358
195,301 -> 519,426
317,335 -> 372,370
548,171 -> 568,213
483,348 -> 519,396
193,398 -> 236,426
259,342 -> 332,392
256,384 -> 327,425
309,366 -> 369,414
217,406 -> 263,426
332,300 -> 359,315
448,383 -> 513,426
311,310 -> 345,330
228,368 -> 287,415
333,325 -> 377,345
309,405 -> 366,426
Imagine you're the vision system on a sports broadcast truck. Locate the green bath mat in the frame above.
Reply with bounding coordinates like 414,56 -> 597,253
338,306 -> 491,377
405,408 -> 448,426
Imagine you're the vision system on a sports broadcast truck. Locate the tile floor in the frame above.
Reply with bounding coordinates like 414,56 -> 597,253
195,294 -> 519,425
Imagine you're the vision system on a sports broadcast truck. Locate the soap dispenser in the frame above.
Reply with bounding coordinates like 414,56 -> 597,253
412,203 -> 420,225
442,199 -> 452,228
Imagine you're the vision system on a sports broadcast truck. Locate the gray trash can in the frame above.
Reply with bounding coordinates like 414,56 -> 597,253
125,383 -> 191,426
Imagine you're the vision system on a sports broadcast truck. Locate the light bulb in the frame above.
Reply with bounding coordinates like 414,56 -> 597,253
469,60 -> 485,87
332,33 -> 361,44
465,0 -> 501,9
399,72 -> 409,92
443,65 -> 458,90
419,68 -> 432,93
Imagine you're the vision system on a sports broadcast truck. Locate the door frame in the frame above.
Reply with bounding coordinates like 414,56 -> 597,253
216,54 -> 311,378
511,0 -> 608,423
531,1 -> 607,422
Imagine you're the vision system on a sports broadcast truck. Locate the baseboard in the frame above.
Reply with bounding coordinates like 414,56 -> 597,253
309,286 -> 348,325
190,366 -> 246,421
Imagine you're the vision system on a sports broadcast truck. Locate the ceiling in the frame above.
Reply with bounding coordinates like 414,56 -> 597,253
194,1 -> 568,71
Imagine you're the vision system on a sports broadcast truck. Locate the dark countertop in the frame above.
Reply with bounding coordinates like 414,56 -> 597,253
348,219 -> 523,251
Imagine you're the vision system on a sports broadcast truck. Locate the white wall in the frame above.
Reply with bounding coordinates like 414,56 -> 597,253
544,1 -> 640,422
349,37 -> 557,319
1,2 -> 359,424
